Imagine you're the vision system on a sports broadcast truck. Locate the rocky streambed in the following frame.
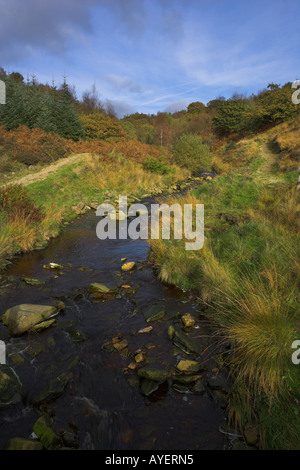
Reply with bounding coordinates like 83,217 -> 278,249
0,181 -> 254,451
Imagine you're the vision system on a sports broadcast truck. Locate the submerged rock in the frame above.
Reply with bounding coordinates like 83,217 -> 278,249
32,373 -> 70,405
143,305 -> 165,323
89,283 -> 115,300
168,327 -> 203,356
1,304 -> 59,336
140,379 -> 159,397
22,278 -> 46,286
43,263 -> 64,270
0,365 -> 22,405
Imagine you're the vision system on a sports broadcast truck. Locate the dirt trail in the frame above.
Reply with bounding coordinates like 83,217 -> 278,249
256,141 -> 281,184
0,153 -> 88,188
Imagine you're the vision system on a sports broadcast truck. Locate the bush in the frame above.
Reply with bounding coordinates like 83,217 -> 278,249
172,134 -> 212,173
0,125 -> 71,165
143,156 -> 171,174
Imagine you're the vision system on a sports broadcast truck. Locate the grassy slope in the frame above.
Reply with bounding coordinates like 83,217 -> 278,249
149,119 -> 300,449
0,153 -> 190,265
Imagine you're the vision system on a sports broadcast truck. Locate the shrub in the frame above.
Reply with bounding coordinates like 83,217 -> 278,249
143,156 -> 171,174
172,134 -> 212,173
0,125 -> 71,166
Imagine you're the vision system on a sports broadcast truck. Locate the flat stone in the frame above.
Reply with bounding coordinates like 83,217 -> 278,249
175,359 -> 202,373
137,365 -> 169,383
89,283 -> 113,294
143,305 -> 165,323
113,339 -> 128,351
4,437 -> 43,450
169,327 -> 203,356
22,278 -> 46,286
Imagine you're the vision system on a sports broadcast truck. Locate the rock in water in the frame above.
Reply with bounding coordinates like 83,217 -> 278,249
4,437 -> 43,450
137,365 -> 170,383
32,373 -> 70,405
121,261 -> 135,272
175,359 -> 203,373
1,304 -> 58,336
143,305 -> 165,322
0,365 -> 22,405
33,415 -> 61,450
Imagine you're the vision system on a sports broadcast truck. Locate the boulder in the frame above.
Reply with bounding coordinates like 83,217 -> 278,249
1,304 -> 59,336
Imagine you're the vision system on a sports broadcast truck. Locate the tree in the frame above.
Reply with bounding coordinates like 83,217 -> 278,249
212,99 -> 253,135
79,112 -> 126,142
187,101 -> 206,115
53,77 -> 85,140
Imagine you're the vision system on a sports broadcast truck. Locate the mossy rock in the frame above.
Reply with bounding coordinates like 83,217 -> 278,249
0,365 -> 22,405
1,304 -> 58,336
143,305 -> 165,323
5,437 -> 43,450
89,283 -> 115,300
175,359 -> 203,373
32,373 -> 70,405
168,327 -> 203,356
137,365 -> 170,383
121,261 -> 135,272
139,378 -> 159,396
33,415 -> 61,450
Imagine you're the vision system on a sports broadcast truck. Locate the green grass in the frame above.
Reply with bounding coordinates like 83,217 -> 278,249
149,163 -> 300,449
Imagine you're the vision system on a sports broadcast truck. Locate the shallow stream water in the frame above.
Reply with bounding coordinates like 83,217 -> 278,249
0,201 -> 227,450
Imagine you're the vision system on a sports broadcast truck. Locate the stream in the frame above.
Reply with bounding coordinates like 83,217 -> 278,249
0,192 -> 229,450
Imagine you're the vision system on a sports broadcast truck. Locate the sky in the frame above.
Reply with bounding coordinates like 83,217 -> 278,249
0,0 -> 300,117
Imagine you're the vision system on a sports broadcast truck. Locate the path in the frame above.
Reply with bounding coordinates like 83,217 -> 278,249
0,153 -> 89,188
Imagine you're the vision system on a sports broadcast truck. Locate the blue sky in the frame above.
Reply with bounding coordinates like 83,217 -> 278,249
1,0 -> 299,116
